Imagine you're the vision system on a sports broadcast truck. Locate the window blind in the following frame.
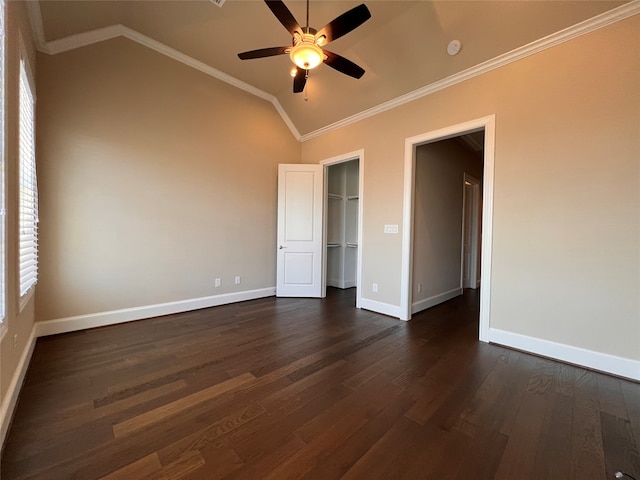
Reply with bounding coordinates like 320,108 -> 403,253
0,0 -> 5,320
19,55 -> 38,301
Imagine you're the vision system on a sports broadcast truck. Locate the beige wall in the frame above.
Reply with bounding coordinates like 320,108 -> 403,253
0,0 -> 38,420
413,139 -> 482,302
35,37 -> 300,321
301,17 -> 640,361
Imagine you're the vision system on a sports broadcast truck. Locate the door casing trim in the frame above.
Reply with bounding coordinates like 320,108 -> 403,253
400,115 -> 495,344
320,149 -> 365,308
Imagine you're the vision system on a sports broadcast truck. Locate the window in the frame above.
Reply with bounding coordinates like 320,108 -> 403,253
0,0 -> 5,323
18,46 -> 38,309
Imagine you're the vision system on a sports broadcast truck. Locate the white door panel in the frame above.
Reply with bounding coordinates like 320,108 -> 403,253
277,164 -> 323,297
283,253 -> 314,285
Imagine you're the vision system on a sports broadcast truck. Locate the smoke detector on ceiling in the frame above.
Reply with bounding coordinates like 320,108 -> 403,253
447,40 -> 462,56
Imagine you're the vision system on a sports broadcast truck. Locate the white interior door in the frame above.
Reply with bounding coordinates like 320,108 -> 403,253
462,174 -> 480,289
277,164 -> 323,297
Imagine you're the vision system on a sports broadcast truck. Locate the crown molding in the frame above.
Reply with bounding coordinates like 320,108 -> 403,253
25,0 -> 47,51
46,25 -> 276,102
271,99 -> 302,140
26,0 -> 639,143
300,0 -> 640,141
25,3 -> 302,141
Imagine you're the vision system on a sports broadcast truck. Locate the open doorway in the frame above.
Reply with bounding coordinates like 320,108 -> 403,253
321,150 -> 364,308
400,116 -> 495,342
411,134 -> 484,315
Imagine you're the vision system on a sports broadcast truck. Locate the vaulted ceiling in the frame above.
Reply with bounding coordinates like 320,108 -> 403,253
33,0 -> 631,138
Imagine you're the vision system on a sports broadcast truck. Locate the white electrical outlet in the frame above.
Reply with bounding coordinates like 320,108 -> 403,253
13,334 -> 18,349
235,276 -> 241,285
418,283 -> 423,293
372,283 -> 378,293
215,277 -> 222,287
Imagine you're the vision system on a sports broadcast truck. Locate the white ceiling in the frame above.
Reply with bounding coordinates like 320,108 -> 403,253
34,0 -> 631,137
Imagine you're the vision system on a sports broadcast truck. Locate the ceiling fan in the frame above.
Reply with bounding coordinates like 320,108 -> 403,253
237,0 -> 371,93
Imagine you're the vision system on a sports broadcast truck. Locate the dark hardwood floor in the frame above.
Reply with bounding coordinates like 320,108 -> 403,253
1,288 -> 639,479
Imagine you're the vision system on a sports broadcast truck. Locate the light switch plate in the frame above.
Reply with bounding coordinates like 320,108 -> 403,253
384,224 -> 399,234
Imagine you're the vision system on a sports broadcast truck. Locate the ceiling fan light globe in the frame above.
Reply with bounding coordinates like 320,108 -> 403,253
290,40 -> 324,70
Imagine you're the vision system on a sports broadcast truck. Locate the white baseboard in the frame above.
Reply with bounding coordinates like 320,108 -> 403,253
411,287 -> 463,315
1,324 -> 38,449
327,279 -> 357,289
35,287 -> 276,337
488,328 -> 640,381
359,298 -> 402,319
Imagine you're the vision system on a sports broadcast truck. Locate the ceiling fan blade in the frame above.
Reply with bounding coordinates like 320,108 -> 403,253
238,46 -> 289,60
323,51 -> 365,79
265,0 -> 303,37
316,4 -> 371,44
293,67 -> 307,93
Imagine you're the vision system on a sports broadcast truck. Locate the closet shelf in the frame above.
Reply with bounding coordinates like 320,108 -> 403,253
328,193 -> 343,200
327,243 -> 341,248
346,242 -> 358,248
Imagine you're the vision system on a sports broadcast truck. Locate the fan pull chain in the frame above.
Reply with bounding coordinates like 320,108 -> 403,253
304,70 -> 309,102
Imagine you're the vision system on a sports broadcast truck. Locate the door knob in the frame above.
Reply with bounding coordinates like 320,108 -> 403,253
279,245 -> 286,249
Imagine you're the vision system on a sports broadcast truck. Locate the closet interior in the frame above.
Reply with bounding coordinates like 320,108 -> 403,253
326,160 -> 359,289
